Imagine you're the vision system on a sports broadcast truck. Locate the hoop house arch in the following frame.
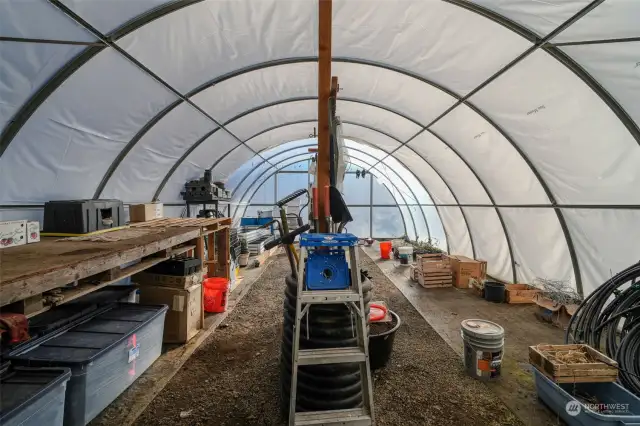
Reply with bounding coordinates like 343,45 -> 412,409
1,0 -> 640,296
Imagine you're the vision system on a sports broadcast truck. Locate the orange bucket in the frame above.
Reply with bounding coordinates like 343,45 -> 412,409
379,241 -> 392,259
203,277 -> 229,313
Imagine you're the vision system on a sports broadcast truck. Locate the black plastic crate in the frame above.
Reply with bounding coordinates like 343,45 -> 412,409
8,303 -> 167,426
0,364 -> 71,426
147,257 -> 201,276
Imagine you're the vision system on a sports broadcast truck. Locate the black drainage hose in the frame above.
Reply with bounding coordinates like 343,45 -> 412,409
566,261 -> 640,396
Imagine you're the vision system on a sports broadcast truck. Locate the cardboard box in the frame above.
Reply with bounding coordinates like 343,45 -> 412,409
129,203 -> 163,223
0,220 -> 26,248
449,255 -> 487,289
27,221 -> 40,243
534,294 -> 578,330
505,283 -> 541,304
139,283 -> 202,343
134,271 -> 203,289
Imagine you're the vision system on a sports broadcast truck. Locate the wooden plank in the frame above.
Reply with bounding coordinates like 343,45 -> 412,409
533,366 -> 618,383
0,227 -> 201,307
172,244 -> 196,257
195,236 -> 205,327
216,227 -> 230,280
206,233 -> 215,277
316,0 -> 332,233
26,305 -> 52,319
48,255 -> 171,306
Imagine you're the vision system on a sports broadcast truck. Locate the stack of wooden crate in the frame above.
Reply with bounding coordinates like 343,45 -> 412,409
416,254 -> 453,288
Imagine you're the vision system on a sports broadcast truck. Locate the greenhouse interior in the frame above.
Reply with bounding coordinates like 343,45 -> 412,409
1,1 -> 640,425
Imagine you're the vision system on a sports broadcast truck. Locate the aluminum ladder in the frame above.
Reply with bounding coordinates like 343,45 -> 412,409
289,234 -> 374,426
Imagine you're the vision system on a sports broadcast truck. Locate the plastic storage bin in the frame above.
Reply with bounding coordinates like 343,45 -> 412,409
0,364 -> 71,426
8,303 -> 168,426
533,367 -> 640,426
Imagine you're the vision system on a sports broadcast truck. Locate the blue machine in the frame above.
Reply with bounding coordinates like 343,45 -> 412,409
300,233 -> 358,290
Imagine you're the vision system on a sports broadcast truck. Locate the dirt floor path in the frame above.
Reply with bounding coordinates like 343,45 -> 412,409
135,251 -> 522,425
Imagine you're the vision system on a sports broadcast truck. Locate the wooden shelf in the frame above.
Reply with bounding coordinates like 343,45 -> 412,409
48,255 -> 170,308
172,244 -> 196,256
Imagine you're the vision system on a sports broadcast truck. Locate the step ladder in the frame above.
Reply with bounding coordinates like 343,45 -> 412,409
289,234 -> 374,426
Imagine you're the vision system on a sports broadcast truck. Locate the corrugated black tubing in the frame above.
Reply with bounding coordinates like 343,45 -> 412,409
280,272 -> 372,416
566,261 -> 640,396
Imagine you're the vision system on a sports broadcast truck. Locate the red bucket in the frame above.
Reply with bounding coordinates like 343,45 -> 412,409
203,277 -> 229,313
379,241 -> 392,259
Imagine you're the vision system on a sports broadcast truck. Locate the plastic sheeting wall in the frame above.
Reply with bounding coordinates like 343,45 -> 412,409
2,0 -> 640,296
238,163 -> 411,241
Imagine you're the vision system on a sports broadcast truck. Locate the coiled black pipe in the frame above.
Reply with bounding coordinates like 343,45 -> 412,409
566,261 -> 640,396
280,272 -> 372,416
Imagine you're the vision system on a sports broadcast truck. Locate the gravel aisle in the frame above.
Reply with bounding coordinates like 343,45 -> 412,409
135,251 -> 522,426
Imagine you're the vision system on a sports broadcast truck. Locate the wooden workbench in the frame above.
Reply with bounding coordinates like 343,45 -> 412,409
0,227 -> 201,309
0,217 -> 232,316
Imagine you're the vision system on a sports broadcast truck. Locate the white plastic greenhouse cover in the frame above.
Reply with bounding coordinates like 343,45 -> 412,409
1,0 -> 639,297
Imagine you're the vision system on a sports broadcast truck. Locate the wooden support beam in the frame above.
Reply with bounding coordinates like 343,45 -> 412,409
195,236 -> 205,326
317,0 -> 332,233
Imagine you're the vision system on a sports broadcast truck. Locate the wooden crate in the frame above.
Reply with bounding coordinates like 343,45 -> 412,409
506,284 -> 541,304
529,344 -> 618,383
416,253 -> 452,288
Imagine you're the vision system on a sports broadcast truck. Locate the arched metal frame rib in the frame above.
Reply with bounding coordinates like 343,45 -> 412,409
240,157 -> 410,240
146,93 -> 481,259
221,121 -> 474,258
227,122 -> 452,247
235,153 -> 415,241
221,110 -> 514,278
158,100 -> 481,258
0,0 -> 206,156
230,143 -> 421,241
0,0 -> 619,290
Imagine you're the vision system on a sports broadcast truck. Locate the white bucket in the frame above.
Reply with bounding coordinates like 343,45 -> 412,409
398,246 -> 413,265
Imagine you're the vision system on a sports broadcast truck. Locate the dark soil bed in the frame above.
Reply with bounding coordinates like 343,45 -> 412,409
135,250 -> 522,426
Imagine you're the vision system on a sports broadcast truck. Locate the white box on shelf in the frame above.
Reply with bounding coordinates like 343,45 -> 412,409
0,220 -> 27,248
27,221 -> 40,243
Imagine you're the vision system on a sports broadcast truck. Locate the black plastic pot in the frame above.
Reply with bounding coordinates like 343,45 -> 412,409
484,281 -> 506,303
369,310 -> 401,370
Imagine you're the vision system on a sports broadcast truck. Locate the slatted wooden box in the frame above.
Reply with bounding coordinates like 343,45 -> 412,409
416,254 -> 452,288
529,344 -> 618,383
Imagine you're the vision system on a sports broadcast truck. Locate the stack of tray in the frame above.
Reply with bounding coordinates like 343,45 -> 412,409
248,235 -> 276,255
239,226 -> 271,244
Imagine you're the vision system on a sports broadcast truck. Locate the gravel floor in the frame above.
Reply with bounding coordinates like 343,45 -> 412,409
135,250 -> 522,425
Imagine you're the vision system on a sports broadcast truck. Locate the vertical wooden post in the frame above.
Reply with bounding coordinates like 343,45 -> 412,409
317,0 -> 332,233
216,228 -> 230,280
207,233 -> 215,277
195,236 -> 205,326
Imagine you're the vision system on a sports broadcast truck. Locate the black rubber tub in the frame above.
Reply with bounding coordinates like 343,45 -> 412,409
369,310 -> 401,370
484,281 -> 506,303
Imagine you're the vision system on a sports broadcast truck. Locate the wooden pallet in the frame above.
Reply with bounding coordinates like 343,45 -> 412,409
529,344 -> 618,383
